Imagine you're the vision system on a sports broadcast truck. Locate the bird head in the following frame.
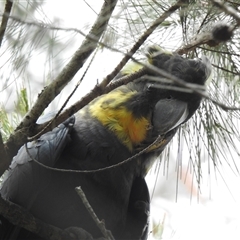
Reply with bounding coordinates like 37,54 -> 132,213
88,46 -> 212,160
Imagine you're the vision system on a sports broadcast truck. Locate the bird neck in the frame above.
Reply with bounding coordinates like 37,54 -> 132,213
88,90 -> 150,151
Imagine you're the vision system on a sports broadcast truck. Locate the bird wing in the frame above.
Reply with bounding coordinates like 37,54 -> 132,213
1,115 -> 75,207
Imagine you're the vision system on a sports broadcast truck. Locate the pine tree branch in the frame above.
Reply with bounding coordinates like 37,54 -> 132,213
2,0 -> 118,175
0,132 -> 9,174
176,22 -> 235,55
0,196 -> 106,240
0,196 -> 83,240
0,0 -> 13,47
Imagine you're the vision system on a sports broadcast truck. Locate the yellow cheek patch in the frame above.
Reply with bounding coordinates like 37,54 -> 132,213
117,109 -> 149,146
89,90 -> 150,151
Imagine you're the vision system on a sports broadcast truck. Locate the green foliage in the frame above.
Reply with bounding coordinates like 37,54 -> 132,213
0,108 -> 14,141
0,88 -> 29,141
15,88 -> 29,116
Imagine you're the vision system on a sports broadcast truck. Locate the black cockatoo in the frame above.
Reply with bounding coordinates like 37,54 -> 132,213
0,47 -> 211,240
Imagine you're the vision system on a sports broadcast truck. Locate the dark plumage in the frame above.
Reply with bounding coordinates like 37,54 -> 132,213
0,48 -> 211,239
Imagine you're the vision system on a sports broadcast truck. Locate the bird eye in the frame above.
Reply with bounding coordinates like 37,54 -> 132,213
167,95 -> 172,99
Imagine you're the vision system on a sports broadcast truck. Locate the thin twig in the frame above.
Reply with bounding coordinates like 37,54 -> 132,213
0,132 -> 9,174
176,31 -> 213,55
24,135 -> 164,174
143,63 -> 240,111
75,187 -> 115,240
212,63 -> 240,75
106,67 -> 148,92
107,60 -> 240,112
176,23 -> 236,55
198,46 -> 240,57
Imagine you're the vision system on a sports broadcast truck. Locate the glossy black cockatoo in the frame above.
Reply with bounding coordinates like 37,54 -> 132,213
0,47 -> 211,240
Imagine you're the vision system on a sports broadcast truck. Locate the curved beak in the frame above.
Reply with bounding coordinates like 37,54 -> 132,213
152,98 -> 189,135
